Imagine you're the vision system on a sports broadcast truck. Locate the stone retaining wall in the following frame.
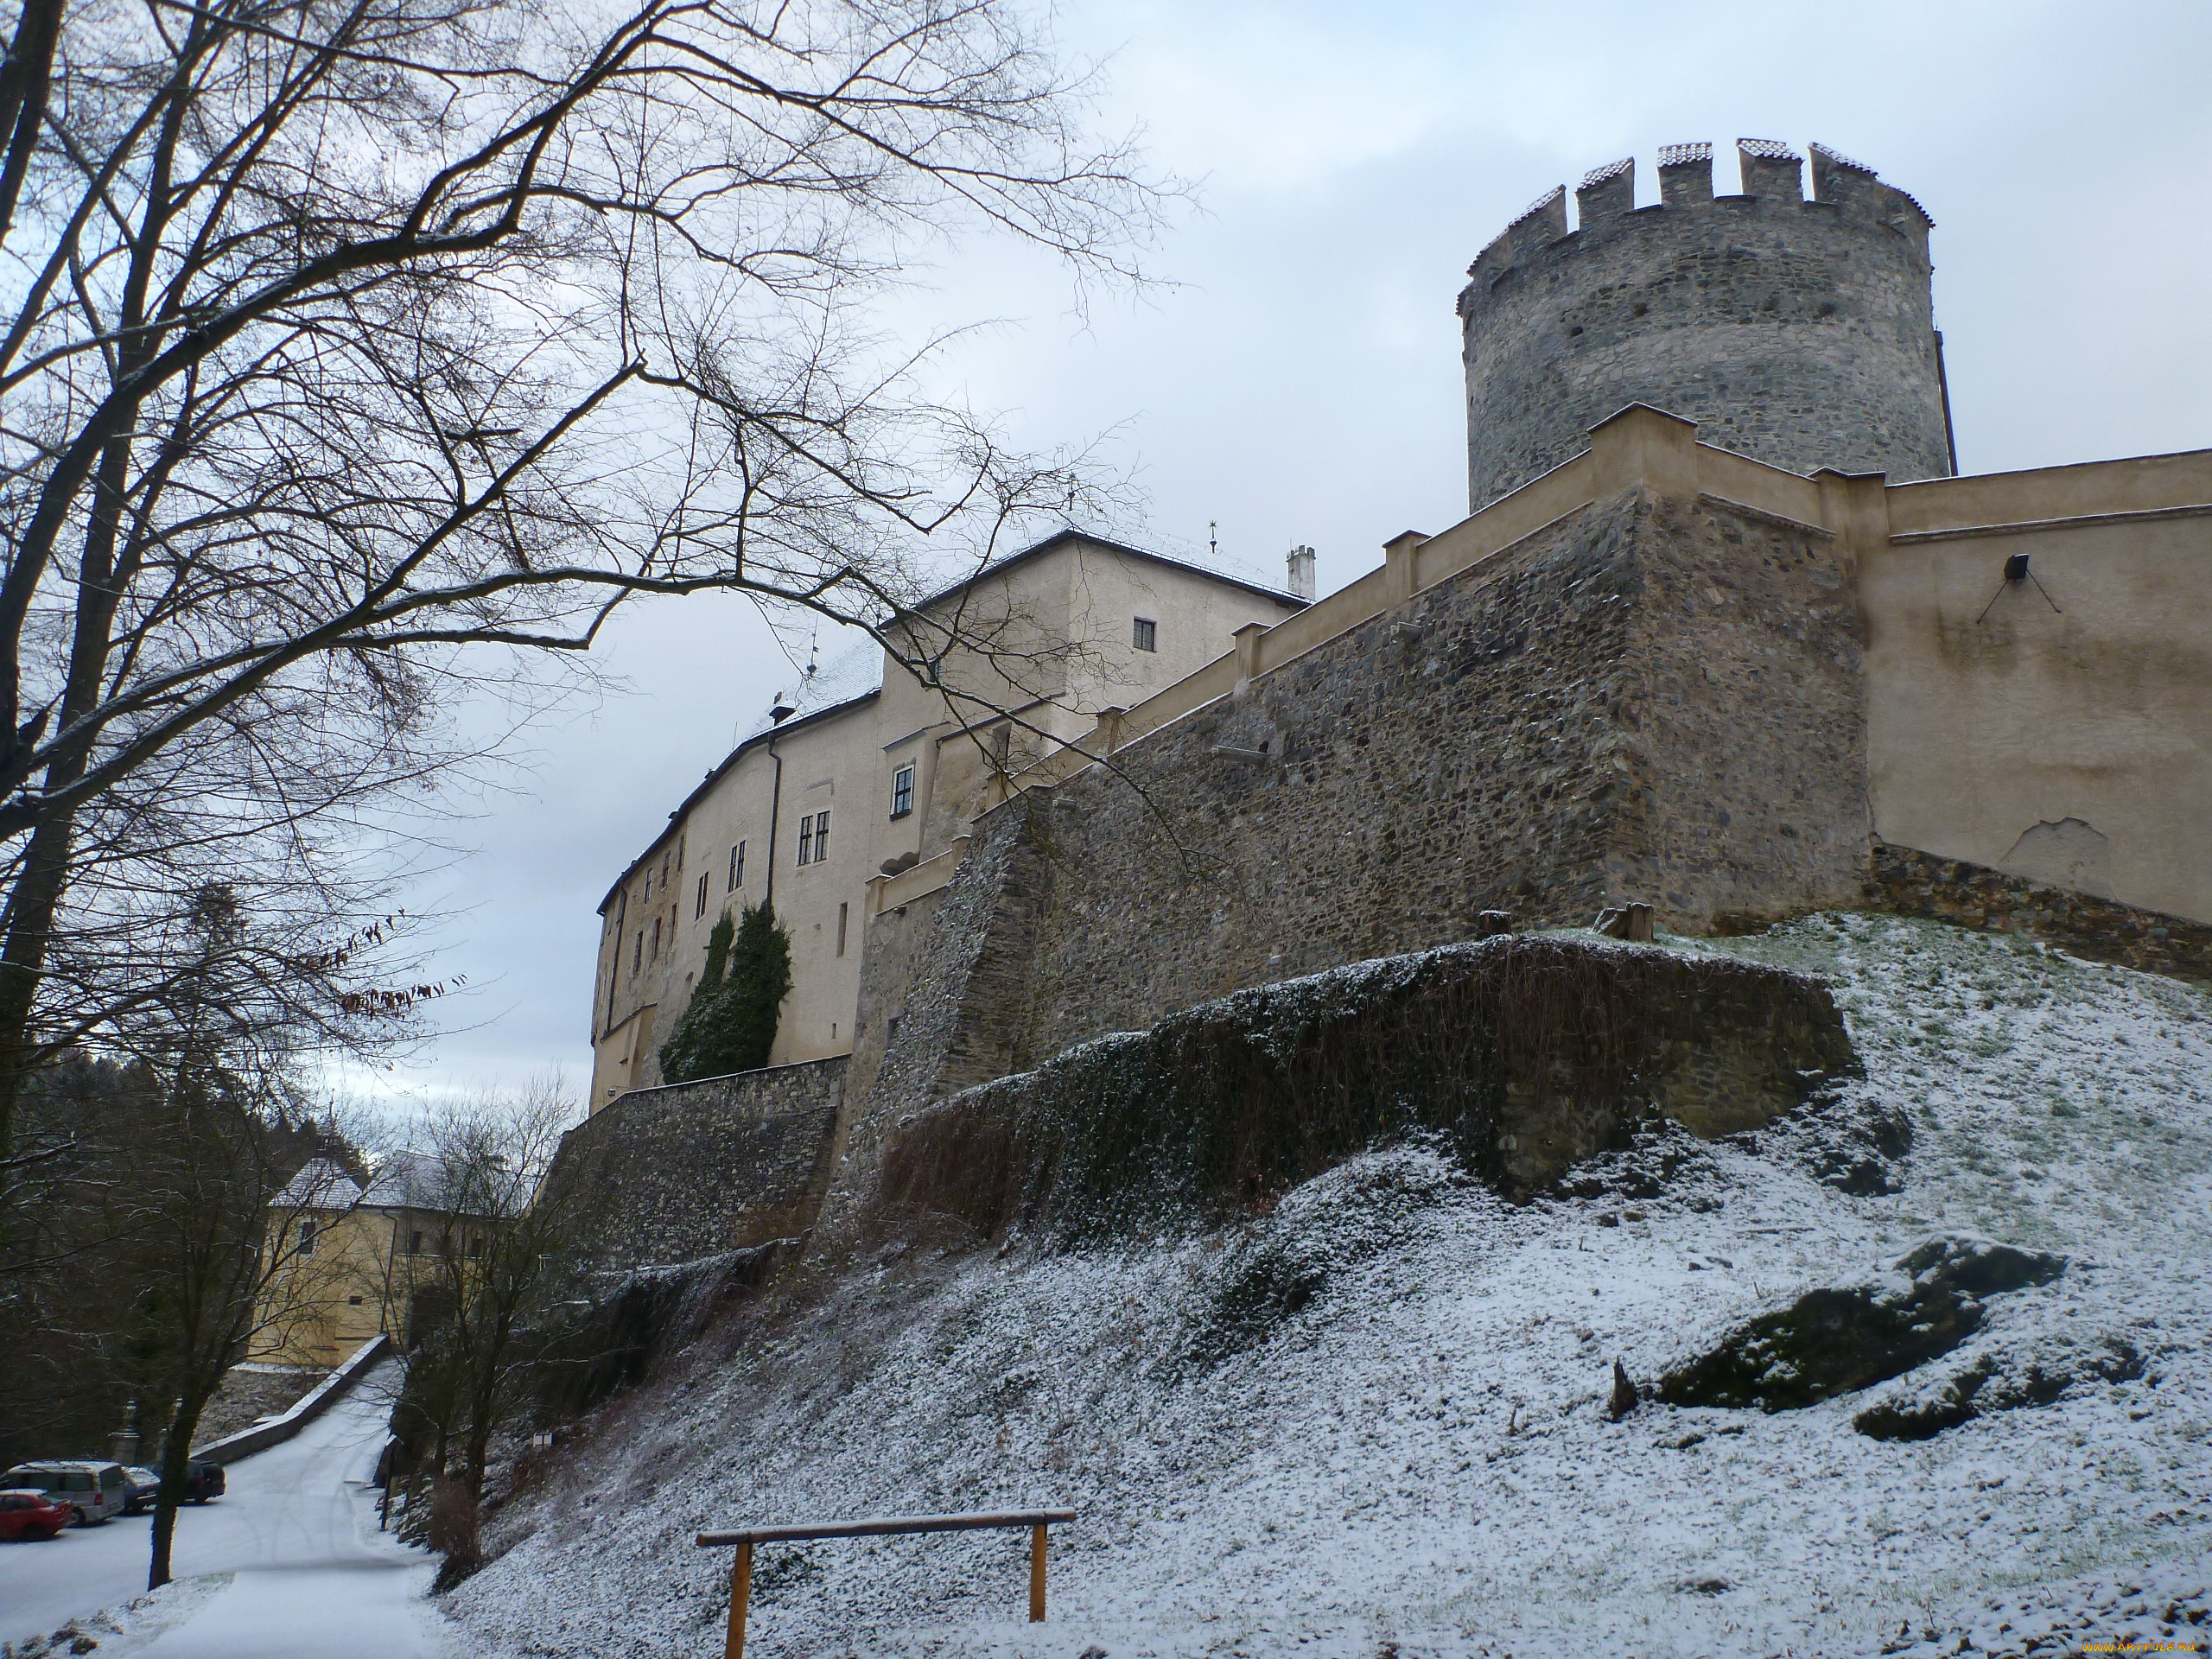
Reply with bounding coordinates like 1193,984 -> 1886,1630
1869,842 -> 2211,982
550,1058 -> 847,1268
821,482 -> 1872,1228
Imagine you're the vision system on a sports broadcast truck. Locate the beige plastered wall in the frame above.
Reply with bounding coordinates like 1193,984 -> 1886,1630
588,537 -> 1304,1110
251,1206 -> 426,1369
1865,448 -> 2212,924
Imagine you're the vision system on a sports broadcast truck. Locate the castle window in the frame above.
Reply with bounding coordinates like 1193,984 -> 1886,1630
296,1218 -> 317,1257
632,931 -> 642,976
890,764 -> 914,819
641,871 -> 651,903
798,810 -> 830,866
410,1230 -> 424,1255
695,871 -> 709,918
650,915 -> 662,959
837,901 -> 849,957
728,842 -> 745,891
1133,617 -> 1157,652
347,1294 -> 364,1306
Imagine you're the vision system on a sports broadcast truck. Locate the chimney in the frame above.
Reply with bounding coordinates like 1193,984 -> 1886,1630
1286,545 -> 1317,601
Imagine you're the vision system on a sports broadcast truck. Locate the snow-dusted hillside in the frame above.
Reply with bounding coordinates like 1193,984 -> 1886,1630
453,916 -> 2211,1658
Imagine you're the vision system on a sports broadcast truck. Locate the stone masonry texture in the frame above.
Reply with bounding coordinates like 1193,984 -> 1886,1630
817,484 -> 1876,1227
822,807 -> 1046,1231
1869,842 -> 2212,982
1009,486 -> 1868,1065
1459,148 -> 1952,509
867,934 -> 1859,1237
547,1057 -> 846,1268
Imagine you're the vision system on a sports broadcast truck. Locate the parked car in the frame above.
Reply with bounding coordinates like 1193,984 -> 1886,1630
0,1462 -> 127,1526
122,1465 -> 162,1514
118,1461 -> 225,1510
0,1489 -> 72,1541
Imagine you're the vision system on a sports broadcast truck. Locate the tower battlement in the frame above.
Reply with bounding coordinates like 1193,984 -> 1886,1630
1457,141 -> 1953,508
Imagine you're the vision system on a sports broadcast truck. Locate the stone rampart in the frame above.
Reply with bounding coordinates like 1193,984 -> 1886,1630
549,1057 -> 846,1268
1006,480 -> 1866,1065
865,934 -> 1859,1238
822,417 -> 1875,1228
1869,842 -> 2212,982
1459,142 -> 1952,509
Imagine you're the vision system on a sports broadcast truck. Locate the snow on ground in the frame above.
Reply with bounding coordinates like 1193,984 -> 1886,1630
1,1363 -> 452,1659
449,916 -> 2212,1658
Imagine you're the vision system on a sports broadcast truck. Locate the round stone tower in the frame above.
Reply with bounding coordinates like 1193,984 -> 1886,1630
1458,140 -> 1955,511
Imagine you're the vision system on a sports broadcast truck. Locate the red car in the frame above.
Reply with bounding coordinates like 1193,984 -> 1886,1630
0,1488 -> 71,1541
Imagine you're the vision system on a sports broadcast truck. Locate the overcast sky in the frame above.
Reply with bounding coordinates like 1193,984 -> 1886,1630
363,0 -> 2212,1110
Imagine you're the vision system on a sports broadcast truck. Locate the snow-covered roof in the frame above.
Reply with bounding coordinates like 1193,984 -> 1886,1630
270,1149 -> 486,1216
360,1149 -> 498,1217
270,1157 -> 362,1211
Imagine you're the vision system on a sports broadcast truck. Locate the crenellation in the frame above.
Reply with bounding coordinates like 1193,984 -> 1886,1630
1508,185 -> 1567,260
1736,137 -> 1803,204
1460,141 -> 1953,507
1656,142 -> 1714,206
1576,156 -> 1635,222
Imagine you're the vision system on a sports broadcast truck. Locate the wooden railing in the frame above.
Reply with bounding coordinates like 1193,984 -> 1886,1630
696,1506 -> 1078,1656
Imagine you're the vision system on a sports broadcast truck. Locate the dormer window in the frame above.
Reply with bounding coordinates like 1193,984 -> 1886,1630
1133,617 -> 1157,652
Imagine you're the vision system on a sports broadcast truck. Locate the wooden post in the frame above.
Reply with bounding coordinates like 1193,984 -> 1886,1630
1028,1523 -> 1046,1623
725,1540 -> 753,1659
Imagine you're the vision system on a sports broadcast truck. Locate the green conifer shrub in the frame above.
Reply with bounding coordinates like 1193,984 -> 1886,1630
658,902 -> 791,1083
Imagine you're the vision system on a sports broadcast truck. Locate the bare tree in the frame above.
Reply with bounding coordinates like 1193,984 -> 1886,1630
48,885 -> 371,1590
0,0 -> 1168,1177
386,1077 -> 582,1551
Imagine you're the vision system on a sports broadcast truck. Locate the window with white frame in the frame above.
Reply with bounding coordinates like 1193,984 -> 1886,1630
728,842 -> 745,891
890,763 -> 914,819
695,871 -> 709,918
297,1217 -> 318,1257
1133,617 -> 1157,652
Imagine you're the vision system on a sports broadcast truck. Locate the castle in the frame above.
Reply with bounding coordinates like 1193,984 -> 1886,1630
562,141 -> 2211,1268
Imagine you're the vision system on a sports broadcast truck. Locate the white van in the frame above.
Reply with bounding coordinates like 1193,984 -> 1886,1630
1,1460 -> 130,1525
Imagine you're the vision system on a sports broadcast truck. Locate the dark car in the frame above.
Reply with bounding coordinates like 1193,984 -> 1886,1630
122,1465 -> 161,1514
118,1461 -> 223,1513
0,1488 -> 72,1541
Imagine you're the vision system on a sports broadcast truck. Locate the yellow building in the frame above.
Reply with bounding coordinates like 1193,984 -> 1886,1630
253,1153 -> 481,1370
588,531 -> 1312,1109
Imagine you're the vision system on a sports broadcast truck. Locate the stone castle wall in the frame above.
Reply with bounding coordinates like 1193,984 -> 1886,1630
1008,487 -> 1867,1063
1459,142 -> 1952,509
1870,842 -> 2212,982
820,469 -> 1873,1228
548,1057 -> 846,1268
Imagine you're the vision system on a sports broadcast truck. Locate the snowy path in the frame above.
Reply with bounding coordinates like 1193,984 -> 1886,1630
0,1361 -> 450,1657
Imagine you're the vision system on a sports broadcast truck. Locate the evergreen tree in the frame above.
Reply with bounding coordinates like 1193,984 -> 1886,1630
658,902 -> 791,1083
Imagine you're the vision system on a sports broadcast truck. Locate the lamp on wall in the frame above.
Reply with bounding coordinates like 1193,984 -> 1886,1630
1978,551 -> 2062,624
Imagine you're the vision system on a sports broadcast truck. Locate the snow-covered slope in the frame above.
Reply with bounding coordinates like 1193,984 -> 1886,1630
452,916 -> 2211,1658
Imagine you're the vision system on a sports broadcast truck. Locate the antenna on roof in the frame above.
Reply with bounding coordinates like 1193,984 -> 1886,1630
1209,521 -> 1218,560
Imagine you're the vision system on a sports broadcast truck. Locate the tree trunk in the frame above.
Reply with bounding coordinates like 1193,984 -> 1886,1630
147,1397 -> 205,1592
